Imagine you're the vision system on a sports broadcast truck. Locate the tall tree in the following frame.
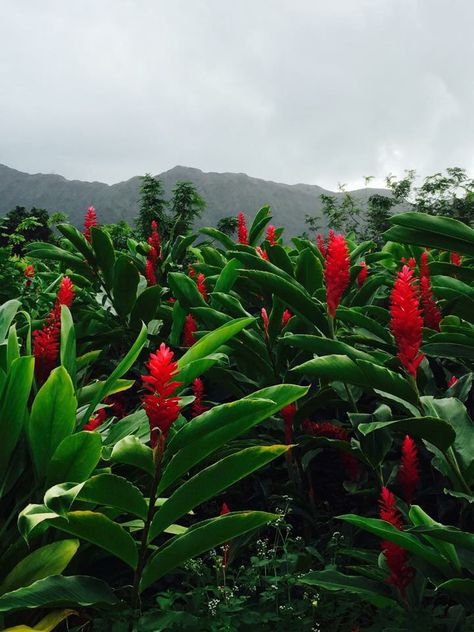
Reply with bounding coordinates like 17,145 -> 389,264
169,181 -> 206,239
0,206 -> 54,254
136,174 -> 168,239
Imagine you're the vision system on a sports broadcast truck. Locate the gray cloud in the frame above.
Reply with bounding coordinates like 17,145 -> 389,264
1,0 -> 473,189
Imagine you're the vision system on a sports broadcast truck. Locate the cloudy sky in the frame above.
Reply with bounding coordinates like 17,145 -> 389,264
1,0 -> 473,189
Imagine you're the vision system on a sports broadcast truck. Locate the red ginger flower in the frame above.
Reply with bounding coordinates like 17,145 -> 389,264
303,421 -> 360,480
419,252 -> 442,331
266,224 -> 277,246
316,233 -> 327,258
324,232 -> 350,318
401,257 -> 416,269
261,307 -> 269,339
33,277 -> 75,384
145,257 -> 158,286
281,404 -> 296,445
196,273 -> 208,301
142,343 -> 182,447
148,221 -> 161,259
191,377 -> 209,418
84,407 -> 108,431
398,435 -> 419,504
451,252 -> 461,266
448,375 -> 458,388
255,246 -> 269,260
357,261 -> 368,288
182,314 -> 197,347
188,265 -> 197,278
83,206 -> 97,242
237,212 -> 248,245
389,265 -> 424,377
379,487 -> 414,592
282,309 -> 292,327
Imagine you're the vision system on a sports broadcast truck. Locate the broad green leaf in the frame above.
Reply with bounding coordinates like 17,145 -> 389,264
6,324 -> 20,371
168,272 -> 207,309
44,474 -> 147,520
3,608 -> 76,631
60,306 -> 76,385
175,353 -> 226,391
213,258 -> 240,294
91,226 -> 116,290
141,511 -> 276,590
47,432 -> 102,486
0,356 -> 34,480
248,205 -> 271,245
0,575 -> 118,612
437,579 -> 474,595
283,334 -> 378,364
336,306 -> 393,343
108,435 -> 154,476
77,378 -> 134,407
295,248 -> 323,293
57,223 -> 96,264
0,540 -> 79,595
199,227 -> 236,249
357,416 -> 455,452
293,354 -> 366,384
409,505 -> 460,573
113,255 -> 139,317
26,244 -> 95,280
357,360 -> 420,407
0,299 -> 21,343
28,367 -> 77,480
150,445 -> 288,540
130,285 -> 162,326
299,569 -> 397,608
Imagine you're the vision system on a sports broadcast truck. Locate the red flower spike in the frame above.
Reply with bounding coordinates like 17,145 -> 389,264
261,307 -> 269,339
182,314 -> 197,347
24,264 -> 35,279
188,265 -> 197,278
142,343 -> 182,448
237,212 -> 248,245
357,261 -> 368,288
266,224 -> 277,246
398,435 -> 420,504
401,257 -> 416,269
389,265 -> 425,377
191,377 -> 209,418
281,309 -> 292,327
378,487 -> 414,592
84,407 -> 108,431
324,232 -> 350,318
448,376 -> 458,388
148,221 -> 161,259
83,206 -> 97,242
281,404 -> 296,445
451,252 -> 461,266
33,277 -> 75,384
196,273 -> 208,301
419,251 -> 430,279
316,233 -> 327,257
420,276 -> 442,330
145,256 -> 158,286
255,246 -> 269,260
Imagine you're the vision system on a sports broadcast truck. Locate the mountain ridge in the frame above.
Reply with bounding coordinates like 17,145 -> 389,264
0,163 -> 390,235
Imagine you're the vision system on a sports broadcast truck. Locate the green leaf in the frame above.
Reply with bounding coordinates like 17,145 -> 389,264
60,306 -> 76,385
57,223 -> 96,264
150,445 -> 288,541
213,258 -> 240,294
141,511 -> 276,591
338,515 -> 452,575
113,255 -> 140,317
299,569 -> 398,608
0,540 -> 79,595
408,525 -> 474,552
168,272 -> 207,309
0,575 -> 118,612
0,299 -> 21,343
130,285 -> 162,326
295,248 -> 323,293
27,367 -> 77,480
81,323 -> 147,423
108,435 -> 155,476
336,306 -> 393,343
357,417 -> 455,452
409,505 -> 461,573
77,378 -> 134,407
248,205 -> 271,245
199,227 -> 236,249
91,226 -> 116,290
46,431 -> 102,486
357,360 -> 420,407
178,317 -> 254,369
0,356 -> 34,481
437,579 -> 474,595
6,324 -> 20,371
44,474 -> 148,520
293,354 -> 366,383
26,244 -> 95,280
283,334 -> 378,364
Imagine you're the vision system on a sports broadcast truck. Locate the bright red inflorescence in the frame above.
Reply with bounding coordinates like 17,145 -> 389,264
182,314 -> 197,347
24,264 -> 35,288
196,273 -> 208,301
324,232 -> 351,318
261,307 -> 269,339
145,258 -> 158,286
398,435 -> 420,504
281,309 -> 292,328
419,252 -> 442,331
148,220 -> 161,259
451,252 -> 461,266
303,421 -> 360,480
266,224 -> 278,246
84,407 -> 108,431
389,265 -> 425,377
357,261 -> 368,288
220,502 -> 231,568
142,343 -> 182,448
316,233 -> 327,258
191,377 -> 209,418
281,404 -> 296,445
145,222 -> 161,286
401,257 -> 416,269
33,277 -> 75,384
83,206 -> 97,242
255,246 -> 269,260
378,487 -> 414,592
237,212 -> 248,245
448,375 -> 458,388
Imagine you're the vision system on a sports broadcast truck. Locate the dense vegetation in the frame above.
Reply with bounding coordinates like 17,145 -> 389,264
1,175 -> 474,631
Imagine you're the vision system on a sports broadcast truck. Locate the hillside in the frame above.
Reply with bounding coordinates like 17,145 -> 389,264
0,164 -> 392,235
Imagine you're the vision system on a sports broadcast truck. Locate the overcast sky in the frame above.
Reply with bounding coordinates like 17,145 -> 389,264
1,0 -> 473,190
